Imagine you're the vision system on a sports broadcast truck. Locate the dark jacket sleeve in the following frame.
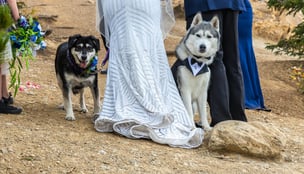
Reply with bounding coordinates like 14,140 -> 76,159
184,0 -> 246,18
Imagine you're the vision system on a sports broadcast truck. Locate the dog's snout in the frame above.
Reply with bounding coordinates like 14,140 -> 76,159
81,55 -> 87,60
199,44 -> 206,53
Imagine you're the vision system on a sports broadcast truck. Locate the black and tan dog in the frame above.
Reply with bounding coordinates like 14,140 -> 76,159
55,34 -> 100,121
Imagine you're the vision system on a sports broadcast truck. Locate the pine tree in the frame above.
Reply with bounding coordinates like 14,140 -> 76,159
266,0 -> 304,58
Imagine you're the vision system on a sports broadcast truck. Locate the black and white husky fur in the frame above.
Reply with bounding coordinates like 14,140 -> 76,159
171,13 -> 220,131
55,34 -> 101,121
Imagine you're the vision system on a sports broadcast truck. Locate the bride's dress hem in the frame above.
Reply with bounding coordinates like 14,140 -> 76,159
95,116 -> 204,149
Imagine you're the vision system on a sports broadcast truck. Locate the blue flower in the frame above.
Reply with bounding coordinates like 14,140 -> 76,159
12,41 -> 22,49
10,35 -> 17,42
30,35 -> 37,42
18,16 -> 29,28
40,41 -> 47,49
91,56 -> 98,67
32,21 -> 42,32
89,56 -> 98,71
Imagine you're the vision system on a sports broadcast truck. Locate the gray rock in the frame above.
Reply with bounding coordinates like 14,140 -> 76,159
207,120 -> 286,158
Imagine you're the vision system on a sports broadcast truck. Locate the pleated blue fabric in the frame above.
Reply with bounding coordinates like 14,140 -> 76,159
238,0 -> 266,110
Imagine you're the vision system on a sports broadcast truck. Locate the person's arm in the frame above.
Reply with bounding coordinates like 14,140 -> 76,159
7,0 -> 20,21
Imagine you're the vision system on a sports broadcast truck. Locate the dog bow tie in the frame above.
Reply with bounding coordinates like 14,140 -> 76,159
190,58 -> 203,66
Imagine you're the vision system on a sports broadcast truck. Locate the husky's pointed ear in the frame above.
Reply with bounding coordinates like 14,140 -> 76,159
68,34 -> 81,49
190,12 -> 203,27
210,15 -> 220,33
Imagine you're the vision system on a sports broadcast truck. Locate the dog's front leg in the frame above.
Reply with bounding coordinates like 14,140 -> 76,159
197,91 -> 211,131
90,83 -> 100,120
91,82 -> 100,115
63,87 -> 75,121
180,90 -> 195,123
79,89 -> 88,113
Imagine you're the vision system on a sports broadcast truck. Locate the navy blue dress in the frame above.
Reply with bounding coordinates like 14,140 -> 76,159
238,0 -> 267,110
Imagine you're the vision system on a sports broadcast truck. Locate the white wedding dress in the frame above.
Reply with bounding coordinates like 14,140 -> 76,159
95,0 -> 203,148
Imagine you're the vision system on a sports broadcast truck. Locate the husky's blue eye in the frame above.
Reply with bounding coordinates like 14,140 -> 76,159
196,34 -> 201,38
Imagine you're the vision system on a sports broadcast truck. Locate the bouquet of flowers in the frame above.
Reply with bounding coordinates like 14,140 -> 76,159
8,15 -> 47,95
9,15 -> 47,59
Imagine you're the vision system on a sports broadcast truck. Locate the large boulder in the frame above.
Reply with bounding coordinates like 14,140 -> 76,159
207,120 -> 286,158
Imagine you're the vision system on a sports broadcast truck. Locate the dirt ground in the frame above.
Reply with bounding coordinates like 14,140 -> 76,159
1,0 -> 304,173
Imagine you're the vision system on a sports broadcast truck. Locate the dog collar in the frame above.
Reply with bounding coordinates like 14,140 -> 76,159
67,50 -> 98,76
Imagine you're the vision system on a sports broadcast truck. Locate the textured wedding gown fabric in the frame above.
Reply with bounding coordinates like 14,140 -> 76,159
95,0 -> 203,148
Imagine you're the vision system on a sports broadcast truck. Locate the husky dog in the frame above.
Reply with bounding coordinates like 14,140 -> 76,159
55,34 -> 101,121
171,13 -> 220,131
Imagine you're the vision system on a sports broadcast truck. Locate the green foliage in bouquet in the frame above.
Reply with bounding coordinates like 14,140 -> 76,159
0,31 -> 9,55
0,5 -> 13,55
0,5 -> 13,29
